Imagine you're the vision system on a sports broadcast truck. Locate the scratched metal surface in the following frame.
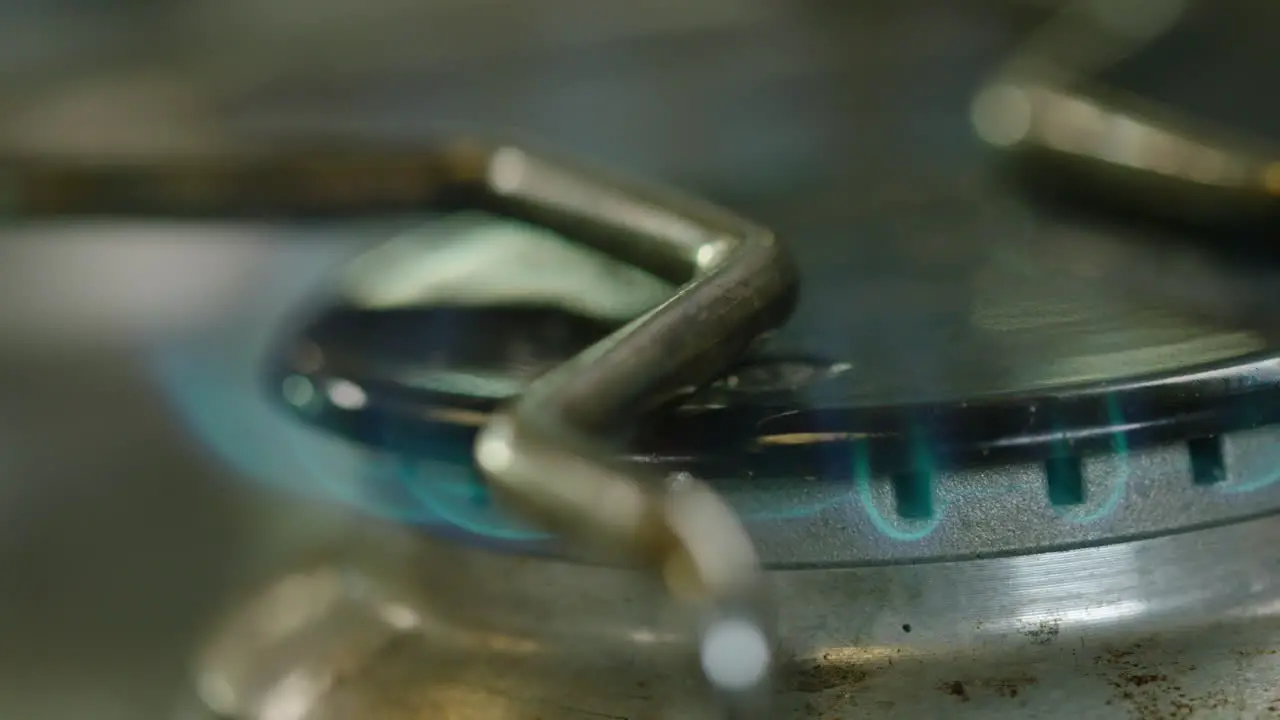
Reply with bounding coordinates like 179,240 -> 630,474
191,515 -> 1280,719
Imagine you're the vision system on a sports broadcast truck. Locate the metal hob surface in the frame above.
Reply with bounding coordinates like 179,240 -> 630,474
190,515 -> 1280,720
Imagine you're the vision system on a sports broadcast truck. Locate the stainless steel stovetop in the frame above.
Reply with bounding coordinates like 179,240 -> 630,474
4,1 -> 1280,718
192,518 -> 1280,720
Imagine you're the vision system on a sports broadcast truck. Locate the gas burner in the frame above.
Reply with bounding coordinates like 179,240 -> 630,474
274,198 -> 1280,567
93,0 -> 1280,717
235,1 -> 1280,576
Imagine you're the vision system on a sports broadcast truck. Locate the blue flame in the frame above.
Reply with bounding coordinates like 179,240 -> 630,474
392,457 -> 551,541
1059,395 -> 1130,525
139,234 -> 860,545
152,327 -> 1266,552
148,312 -> 868,544
147,339 -> 529,532
853,438 -> 944,542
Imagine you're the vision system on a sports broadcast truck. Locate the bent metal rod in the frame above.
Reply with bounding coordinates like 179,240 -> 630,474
4,140 -> 800,716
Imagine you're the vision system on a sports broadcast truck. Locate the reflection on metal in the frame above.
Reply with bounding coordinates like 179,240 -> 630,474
1265,163 -> 1280,195
192,515 -> 1280,718
324,379 -> 367,411
970,84 -> 1033,148
976,82 -> 1260,190
974,0 -> 1280,215
280,375 -> 315,408
338,212 -> 673,324
755,431 -> 867,447
397,370 -> 527,402
967,234 -> 1268,389
195,568 -> 397,720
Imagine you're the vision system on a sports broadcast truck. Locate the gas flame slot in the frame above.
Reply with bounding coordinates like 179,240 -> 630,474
1187,436 -> 1226,486
890,470 -> 934,520
1046,455 -> 1086,507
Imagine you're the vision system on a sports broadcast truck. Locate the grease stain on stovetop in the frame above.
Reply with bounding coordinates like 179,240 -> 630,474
788,657 -> 871,694
936,673 -> 1040,703
1093,637 -> 1240,720
941,679 -> 971,702
1020,618 -> 1062,646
